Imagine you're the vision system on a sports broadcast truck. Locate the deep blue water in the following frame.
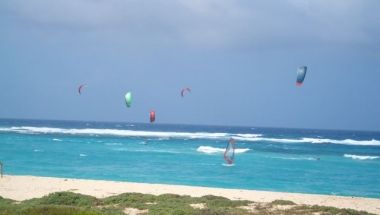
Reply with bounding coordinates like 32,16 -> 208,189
1,119 -> 380,198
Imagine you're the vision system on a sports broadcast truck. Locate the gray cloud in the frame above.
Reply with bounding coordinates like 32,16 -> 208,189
2,0 -> 379,47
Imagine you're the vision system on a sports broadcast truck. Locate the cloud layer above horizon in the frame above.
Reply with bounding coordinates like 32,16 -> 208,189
3,0 -> 379,47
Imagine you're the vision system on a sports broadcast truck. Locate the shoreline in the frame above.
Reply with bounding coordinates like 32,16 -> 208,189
1,175 -> 379,214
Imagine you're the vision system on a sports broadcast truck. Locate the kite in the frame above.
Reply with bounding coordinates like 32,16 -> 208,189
296,66 -> 307,86
149,111 -> 156,123
181,87 -> 191,97
78,84 -> 87,95
125,92 -> 132,107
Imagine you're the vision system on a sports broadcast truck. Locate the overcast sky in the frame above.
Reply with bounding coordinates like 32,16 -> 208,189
0,0 -> 379,130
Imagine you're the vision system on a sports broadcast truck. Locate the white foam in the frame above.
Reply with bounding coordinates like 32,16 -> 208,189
234,133 -> 263,141
0,126 -> 261,141
1,126 -> 379,146
253,137 -> 305,143
197,146 -> 224,154
273,156 -> 319,161
196,146 -> 250,154
52,138 -> 62,142
33,149 -> 43,152
300,138 -> 380,146
344,154 -> 379,160
243,137 -> 380,146
235,133 -> 262,138
79,153 -> 87,157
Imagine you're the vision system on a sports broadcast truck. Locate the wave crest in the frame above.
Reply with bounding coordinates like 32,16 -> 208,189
302,138 -> 380,146
343,154 -> 379,160
0,126 -> 261,141
1,126 -> 379,146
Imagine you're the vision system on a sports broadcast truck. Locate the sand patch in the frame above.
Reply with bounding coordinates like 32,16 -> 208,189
273,204 -> 296,210
123,207 -> 148,215
190,203 -> 206,209
239,203 -> 259,213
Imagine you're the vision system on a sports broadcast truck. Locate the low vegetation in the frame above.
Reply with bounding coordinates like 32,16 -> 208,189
0,192 -> 373,215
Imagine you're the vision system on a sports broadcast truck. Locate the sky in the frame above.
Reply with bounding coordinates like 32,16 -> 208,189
0,0 -> 379,131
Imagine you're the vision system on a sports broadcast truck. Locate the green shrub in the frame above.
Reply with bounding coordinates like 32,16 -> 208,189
200,195 -> 250,208
20,205 -> 101,215
148,201 -> 195,215
102,193 -> 155,209
0,196 -> 14,206
23,192 -> 98,207
0,192 -> 375,215
270,199 -> 296,206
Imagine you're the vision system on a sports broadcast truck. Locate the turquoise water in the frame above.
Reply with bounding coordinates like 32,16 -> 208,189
1,119 -> 380,198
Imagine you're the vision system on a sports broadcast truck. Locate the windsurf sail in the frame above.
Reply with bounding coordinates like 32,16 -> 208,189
296,66 -> 307,86
224,138 -> 236,164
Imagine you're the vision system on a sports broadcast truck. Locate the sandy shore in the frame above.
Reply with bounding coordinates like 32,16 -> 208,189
1,175 -> 379,214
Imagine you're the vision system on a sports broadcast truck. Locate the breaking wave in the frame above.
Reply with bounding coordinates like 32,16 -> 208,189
273,156 -> 319,161
300,138 -> 380,146
343,154 -> 379,160
0,126 -> 261,141
196,146 -> 250,154
245,137 -> 380,146
243,137 -> 380,146
0,126 -> 380,146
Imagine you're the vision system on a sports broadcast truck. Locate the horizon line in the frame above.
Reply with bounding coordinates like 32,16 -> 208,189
0,117 -> 379,133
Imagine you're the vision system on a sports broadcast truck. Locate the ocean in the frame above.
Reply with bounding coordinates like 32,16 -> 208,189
0,119 -> 380,198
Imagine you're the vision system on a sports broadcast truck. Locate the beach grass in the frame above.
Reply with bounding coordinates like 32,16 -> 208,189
268,199 -> 296,206
0,192 -> 374,215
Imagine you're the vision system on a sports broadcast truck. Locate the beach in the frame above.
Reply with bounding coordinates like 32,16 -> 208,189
1,175 -> 379,214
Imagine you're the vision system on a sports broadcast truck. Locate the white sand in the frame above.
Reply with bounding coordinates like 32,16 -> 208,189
1,175 -> 379,214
